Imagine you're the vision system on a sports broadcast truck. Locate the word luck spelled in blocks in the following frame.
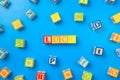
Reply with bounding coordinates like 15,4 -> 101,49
79,0 -> 88,5
107,67 -> 119,78
44,35 -> 76,44
25,57 -> 35,68
15,39 -> 25,48
74,12 -> 84,22
82,71 -> 92,80
51,0 -> 60,4
50,12 -> 61,23
14,75 -> 24,80
91,20 -> 103,31
25,9 -> 37,20
29,0 -> 39,4
0,67 -> 11,79
111,12 -> 120,24
110,32 -> 120,43
63,69 -> 73,80
105,0 -> 115,4
48,56 -> 57,65
0,25 -> 4,33
78,56 -> 89,68
0,48 -> 8,59
93,46 -> 103,56
12,19 -> 23,30
0,0 -> 10,8
36,71 -> 46,80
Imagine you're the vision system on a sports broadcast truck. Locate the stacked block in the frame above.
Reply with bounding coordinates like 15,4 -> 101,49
74,12 -> 84,22
25,58 -> 35,68
63,69 -> 73,80
29,0 -> 38,4
44,35 -> 76,44
12,19 -> 23,30
107,67 -> 119,78
78,56 -> 89,68
25,9 -> 37,20
50,12 -> 61,23
15,39 -> 25,48
14,75 -> 24,80
36,71 -> 46,80
91,20 -> 103,31
82,71 -> 92,80
0,48 -> 8,59
111,12 -> 120,24
0,67 -> 11,79
51,0 -> 59,4
116,48 -> 120,57
0,0 -> 9,8
93,46 -> 103,56
48,56 -> 57,65
0,25 -> 4,33
79,0 -> 88,5
110,32 -> 120,43
105,0 -> 115,4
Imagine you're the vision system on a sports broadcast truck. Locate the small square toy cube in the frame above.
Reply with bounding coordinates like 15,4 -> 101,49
51,0 -> 59,4
111,13 -> 120,24
110,32 -> 120,43
29,0 -> 38,4
105,0 -> 115,4
50,12 -> 61,23
82,71 -> 92,80
63,69 -> 73,80
48,56 -> 57,65
15,39 -> 25,48
25,58 -> 35,68
36,71 -> 46,80
107,67 -> 119,78
12,19 -> 23,30
0,67 -> 11,79
0,0 -> 9,8
116,48 -> 120,57
0,25 -> 4,33
93,46 -> 103,56
91,20 -> 103,31
79,0 -> 88,5
78,56 -> 89,68
74,12 -> 84,22
14,75 -> 24,80
25,9 -> 37,20
0,48 -> 8,59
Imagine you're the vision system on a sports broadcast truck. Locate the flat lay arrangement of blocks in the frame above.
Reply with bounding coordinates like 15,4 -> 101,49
0,0 -> 120,80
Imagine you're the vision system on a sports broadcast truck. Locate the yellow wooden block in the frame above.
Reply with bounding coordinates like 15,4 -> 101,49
63,69 -> 73,80
52,36 -> 60,44
50,12 -> 61,23
59,36 -> 68,44
67,35 -> 76,44
111,13 -> 120,23
12,19 -> 23,30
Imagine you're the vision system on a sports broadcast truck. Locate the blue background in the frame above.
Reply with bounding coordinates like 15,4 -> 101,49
0,0 -> 120,80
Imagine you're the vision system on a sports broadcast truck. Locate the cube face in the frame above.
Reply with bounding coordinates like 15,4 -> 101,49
78,56 -> 89,68
14,75 -> 24,80
50,12 -> 61,23
29,0 -> 38,4
25,58 -> 34,68
105,0 -> 115,4
74,12 -> 84,22
107,67 -> 119,78
0,67 -> 11,79
0,48 -> 8,59
52,36 -> 60,44
12,19 -> 23,30
111,13 -> 120,24
67,35 -> 76,44
63,69 -> 73,80
49,56 -> 57,65
91,20 -> 102,31
110,33 -> 120,43
36,71 -> 46,80
0,0 -> 9,7
82,71 -> 92,80
15,39 -> 25,48
116,48 -> 120,57
0,25 -> 4,33
93,46 -> 103,56
51,0 -> 59,4
25,9 -> 37,20
44,36 -> 52,44
79,0 -> 88,5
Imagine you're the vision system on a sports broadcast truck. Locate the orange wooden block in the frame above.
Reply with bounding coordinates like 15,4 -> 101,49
107,67 -> 119,78
52,36 -> 60,44
0,67 -> 11,79
63,69 -> 73,80
110,33 -> 120,43
59,36 -> 68,43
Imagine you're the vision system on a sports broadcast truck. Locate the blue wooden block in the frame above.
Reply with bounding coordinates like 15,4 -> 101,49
29,0 -> 38,4
0,48 -> 8,59
51,0 -> 59,4
0,25 -> 4,33
116,48 -> 120,57
25,9 -> 37,20
105,0 -> 115,4
0,0 -> 9,7
48,56 -> 57,65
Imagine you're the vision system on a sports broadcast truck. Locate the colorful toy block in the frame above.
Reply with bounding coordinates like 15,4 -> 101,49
36,71 -> 46,80
78,56 -> 89,68
15,39 -> 25,48
29,0 -> 38,4
0,48 -> 8,59
79,0 -> 88,5
110,32 -> 120,43
111,12 -> 120,24
0,67 -> 11,79
116,48 -> 120,57
63,69 -> 73,80
25,58 -> 34,68
12,19 -> 23,30
105,0 -> 115,4
91,20 -> 103,31
14,75 -> 24,80
25,9 -> 37,20
0,0 -> 9,8
93,46 -> 103,56
44,35 -> 76,44
107,67 -> 119,78
51,0 -> 59,4
49,56 -> 57,65
82,71 -> 92,80
0,25 -> 4,33
74,12 -> 84,22
50,12 -> 61,23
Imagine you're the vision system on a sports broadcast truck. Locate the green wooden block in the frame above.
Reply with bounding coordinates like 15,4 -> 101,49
82,71 -> 92,80
79,0 -> 88,5
25,58 -> 34,68
14,75 -> 24,80
74,12 -> 84,22
15,39 -> 25,48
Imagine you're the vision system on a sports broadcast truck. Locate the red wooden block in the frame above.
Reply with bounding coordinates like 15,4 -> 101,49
44,36 -> 52,44
36,71 -> 46,80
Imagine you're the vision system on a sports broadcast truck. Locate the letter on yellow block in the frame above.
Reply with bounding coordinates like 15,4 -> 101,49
68,35 -> 76,44
52,36 -> 60,44
111,13 -> 120,24
50,12 -> 61,23
12,19 -> 23,30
